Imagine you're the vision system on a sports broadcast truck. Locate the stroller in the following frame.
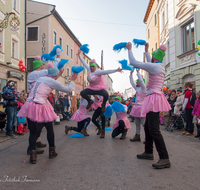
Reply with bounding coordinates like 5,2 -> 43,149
0,112 -> 6,131
166,111 -> 185,132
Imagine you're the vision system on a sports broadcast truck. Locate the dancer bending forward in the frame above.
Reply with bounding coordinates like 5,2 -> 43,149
65,97 -> 91,136
111,96 -> 131,140
127,42 -> 171,169
17,63 -> 77,164
78,49 -> 123,112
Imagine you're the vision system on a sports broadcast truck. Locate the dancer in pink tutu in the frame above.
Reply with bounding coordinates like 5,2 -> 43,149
92,95 -> 110,138
126,42 -> 171,169
17,63 -> 77,164
111,96 -> 131,140
78,50 -> 123,112
65,97 -> 92,136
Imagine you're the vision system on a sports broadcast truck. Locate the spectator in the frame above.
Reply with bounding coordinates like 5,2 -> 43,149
166,89 -> 172,99
168,89 -> 177,114
192,90 -> 200,138
54,100 -> 62,118
163,89 -> 172,129
63,95 -> 69,110
1,80 -> 19,138
59,94 -> 65,116
174,87 -> 184,115
182,82 -> 194,135
22,90 -> 27,100
162,86 -> 167,97
48,92 -> 55,108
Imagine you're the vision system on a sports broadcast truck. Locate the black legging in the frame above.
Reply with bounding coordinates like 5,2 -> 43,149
92,107 -> 105,129
71,118 -> 91,132
112,120 -> 127,138
80,89 -> 108,106
27,118 -> 55,151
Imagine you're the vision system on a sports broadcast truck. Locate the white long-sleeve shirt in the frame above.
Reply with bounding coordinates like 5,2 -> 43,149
128,50 -> 165,74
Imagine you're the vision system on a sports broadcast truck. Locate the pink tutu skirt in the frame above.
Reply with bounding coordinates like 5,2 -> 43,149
130,104 -> 146,118
17,100 -> 57,123
71,112 -> 91,122
112,118 -> 131,130
142,93 -> 171,114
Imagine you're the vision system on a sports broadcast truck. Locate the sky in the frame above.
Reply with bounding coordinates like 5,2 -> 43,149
40,0 -> 149,94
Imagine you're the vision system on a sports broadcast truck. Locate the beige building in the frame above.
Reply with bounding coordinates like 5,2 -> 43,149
0,0 -> 25,92
26,0 -> 83,95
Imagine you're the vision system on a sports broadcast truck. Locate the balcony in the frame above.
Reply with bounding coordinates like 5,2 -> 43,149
0,51 -> 4,63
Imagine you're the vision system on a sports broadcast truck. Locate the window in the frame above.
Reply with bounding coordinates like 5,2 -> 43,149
148,29 -> 150,39
167,41 -> 170,63
182,20 -> 195,53
71,49 -> 73,59
66,44 -> 69,56
27,58 -> 35,72
67,68 -> 69,76
12,0 -> 20,13
53,31 -> 56,45
0,31 -> 3,52
59,37 -> 62,48
155,14 -> 157,26
27,27 -> 38,41
0,78 -> 7,91
11,39 -> 18,59
162,12 -> 165,30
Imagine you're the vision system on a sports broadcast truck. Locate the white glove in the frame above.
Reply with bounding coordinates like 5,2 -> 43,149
56,48 -> 61,55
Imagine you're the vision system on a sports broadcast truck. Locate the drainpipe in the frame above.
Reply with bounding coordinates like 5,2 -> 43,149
24,0 -> 27,92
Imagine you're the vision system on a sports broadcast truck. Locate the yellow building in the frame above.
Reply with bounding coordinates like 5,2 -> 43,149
0,0 -> 25,92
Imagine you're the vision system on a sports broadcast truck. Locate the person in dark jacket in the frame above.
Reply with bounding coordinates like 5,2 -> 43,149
63,95 -> 69,110
1,80 -> 19,138
59,94 -> 65,116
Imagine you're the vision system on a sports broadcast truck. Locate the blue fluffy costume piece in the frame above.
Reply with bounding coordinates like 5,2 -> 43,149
112,101 -> 125,113
119,59 -> 134,71
71,66 -> 85,74
49,45 -> 63,57
133,39 -> 146,48
104,105 -> 114,118
70,133 -> 85,138
80,44 -> 90,54
113,42 -> 127,53
57,59 -> 69,70
41,53 -> 55,63
105,127 -> 113,131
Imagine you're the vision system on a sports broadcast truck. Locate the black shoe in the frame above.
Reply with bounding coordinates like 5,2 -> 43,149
96,127 -> 102,135
152,159 -> 171,169
36,141 -> 47,148
120,132 -> 127,140
65,125 -> 71,134
137,152 -> 154,160
130,134 -> 141,142
195,135 -> 200,138
6,133 -> 17,139
27,146 -> 44,155
100,129 -> 105,138
143,141 -> 146,144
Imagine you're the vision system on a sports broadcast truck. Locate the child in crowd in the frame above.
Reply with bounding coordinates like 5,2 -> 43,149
192,90 -> 200,138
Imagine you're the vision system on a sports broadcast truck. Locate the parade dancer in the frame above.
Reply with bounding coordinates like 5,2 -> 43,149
129,69 -> 146,142
65,97 -> 91,136
78,50 -> 123,112
17,63 -> 77,164
92,95 -> 109,138
126,42 -> 171,169
111,96 -> 131,140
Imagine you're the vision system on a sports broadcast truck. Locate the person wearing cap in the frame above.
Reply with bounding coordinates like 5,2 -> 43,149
126,42 -> 171,169
78,50 -> 123,112
162,87 -> 167,97
174,87 -> 184,115
111,96 -> 131,140
17,62 -> 77,164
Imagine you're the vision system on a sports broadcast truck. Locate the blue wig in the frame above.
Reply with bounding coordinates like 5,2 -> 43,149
112,101 -> 125,113
133,39 -> 146,48
50,45 -> 63,57
41,53 -> 55,63
57,59 -> 69,70
103,105 -> 114,118
71,66 -> 85,74
113,42 -> 127,53
80,44 -> 90,54
119,59 -> 135,71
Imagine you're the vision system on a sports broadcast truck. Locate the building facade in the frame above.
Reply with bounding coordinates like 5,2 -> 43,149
0,0 -> 25,92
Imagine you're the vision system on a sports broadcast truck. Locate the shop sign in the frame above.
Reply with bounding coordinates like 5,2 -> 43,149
7,71 -> 23,81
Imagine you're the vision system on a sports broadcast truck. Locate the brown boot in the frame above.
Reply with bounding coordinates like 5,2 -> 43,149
96,127 -> 102,135
120,131 -> 127,140
36,141 -> 47,148
130,134 -> 141,142
100,128 -> 105,138
49,147 -> 57,159
27,146 -> 44,155
101,103 -> 106,113
86,100 -> 94,109
30,150 -> 37,164
65,125 -> 71,134
81,128 -> 89,136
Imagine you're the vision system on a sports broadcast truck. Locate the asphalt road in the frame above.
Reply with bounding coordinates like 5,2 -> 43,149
0,112 -> 200,190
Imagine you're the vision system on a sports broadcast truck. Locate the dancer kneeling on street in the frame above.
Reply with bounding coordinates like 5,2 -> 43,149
126,42 -> 171,169
78,49 -> 123,112
111,96 -> 131,140
65,97 -> 91,136
17,62 -> 77,164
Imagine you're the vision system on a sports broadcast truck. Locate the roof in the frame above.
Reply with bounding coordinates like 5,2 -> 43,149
29,0 -> 55,7
52,10 -> 82,47
143,0 -> 155,23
